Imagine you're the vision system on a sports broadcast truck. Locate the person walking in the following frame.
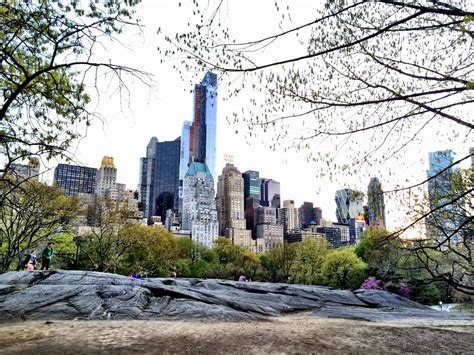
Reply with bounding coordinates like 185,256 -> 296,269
41,242 -> 54,270
26,250 -> 37,271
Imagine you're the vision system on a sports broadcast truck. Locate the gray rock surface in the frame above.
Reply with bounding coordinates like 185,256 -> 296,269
0,270 -> 472,322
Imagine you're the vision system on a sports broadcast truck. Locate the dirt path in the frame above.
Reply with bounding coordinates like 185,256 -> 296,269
0,315 -> 473,353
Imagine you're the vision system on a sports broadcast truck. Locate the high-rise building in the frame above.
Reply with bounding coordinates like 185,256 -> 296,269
260,178 -> 281,208
244,196 -> 260,237
155,138 -> 181,223
279,205 -> 300,235
96,156 -> 118,200
54,163 -> 97,196
335,188 -> 364,224
426,150 -> 462,243
242,170 -> 260,209
299,201 -> 314,228
313,207 -> 323,226
138,137 -> 181,223
367,177 -> 386,228
216,163 -> 253,248
182,162 -> 219,249
138,137 -> 158,220
180,72 -> 218,181
255,206 -> 284,253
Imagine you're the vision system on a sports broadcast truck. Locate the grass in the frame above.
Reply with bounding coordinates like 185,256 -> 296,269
450,303 -> 474,313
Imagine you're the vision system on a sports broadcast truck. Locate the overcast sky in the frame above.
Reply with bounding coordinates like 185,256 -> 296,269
42,0 -> 472,231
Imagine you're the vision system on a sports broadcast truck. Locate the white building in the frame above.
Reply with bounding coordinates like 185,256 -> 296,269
96,156 -> 118,200
182,162 -> 219,248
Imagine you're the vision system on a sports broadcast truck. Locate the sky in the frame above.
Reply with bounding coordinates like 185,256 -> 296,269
42,0 -> 472,231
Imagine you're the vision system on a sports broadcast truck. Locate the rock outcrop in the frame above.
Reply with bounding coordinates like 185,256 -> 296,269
0,270 -> 472,322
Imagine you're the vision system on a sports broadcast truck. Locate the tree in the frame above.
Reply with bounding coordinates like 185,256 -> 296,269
321,248 -> 367,289
291,237 -> 331,285
264,243 -> 297,283
1,1 -> 148,202
121,224 -> 178,277
80,197 -> 140,272
0,179 -> 78,272
163,0 -> 473,293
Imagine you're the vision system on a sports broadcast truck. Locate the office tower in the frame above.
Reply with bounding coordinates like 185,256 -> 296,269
54,163 -> 97,196
313,207 -> 323,226
349,216 -> 367,244
244,196 -> 260,237
260,178 -> 281,208
138,137 -> 181,223
242,170 -> 260,209
367,177 -> 386,228
182,162 -> 218,248
138,137 -> 158,220
9,157 -> 40,180
335,188 -> 365,224
255,206 -> 284,253
96,156 -> 118,200
279,204 -> 300,235
155,138 -> 181,223
299,201 -> 314,228
180,72 -> 218,181
216,163 -> 253,248
426,150 -> 461,243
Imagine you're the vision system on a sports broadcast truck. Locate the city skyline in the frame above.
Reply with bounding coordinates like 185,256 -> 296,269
28,0 -> 472,231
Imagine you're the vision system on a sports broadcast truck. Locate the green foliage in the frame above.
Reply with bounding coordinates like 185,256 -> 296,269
291,237 -> 331,285
264,243 -> 297,283
321,248 -> 368,289
0,179 -> 79,272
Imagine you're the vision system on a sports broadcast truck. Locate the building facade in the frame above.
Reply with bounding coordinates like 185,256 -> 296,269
9,158 -> 40,180
96,156 -> 118,200
367,177 -> 386,228
138,137 -> 158,220
260,178 -> 281,208
182,162 -> 219,248
242,170 -> 260,209
335,188 -> 364,224
255,206 -> 284,253
155,138 -> 181,223
216,163 -> 253,248
53,163 -> 97,196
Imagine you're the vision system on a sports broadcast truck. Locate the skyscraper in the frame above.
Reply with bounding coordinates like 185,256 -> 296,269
260,178 -> 281,208
96,156 -> 118,200
426,150 -> 461,243
155,138 -> 181,223
54,163 -> 97,196
242,170 -> 260,209
216,163 -> 253,249
182,162 -> 219,249
299,201 -> 314,229
367,177 -> 386,228
180,72 -> 218,181
335,189 -> 365,224
138,137 -> 181,223
255,206 -> 284,253
138,137 -> 158,220
9,157 -> 40,181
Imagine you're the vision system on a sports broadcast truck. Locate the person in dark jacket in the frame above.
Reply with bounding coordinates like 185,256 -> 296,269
41,242 -> 54,270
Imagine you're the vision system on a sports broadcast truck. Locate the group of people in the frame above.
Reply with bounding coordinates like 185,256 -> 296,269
20,242 -> 54,271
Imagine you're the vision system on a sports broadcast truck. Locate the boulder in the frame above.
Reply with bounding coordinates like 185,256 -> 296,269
0,270 -> 472,322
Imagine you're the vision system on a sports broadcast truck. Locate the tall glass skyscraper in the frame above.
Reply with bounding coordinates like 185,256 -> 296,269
139,137 -> 180,223
367,177 -> 386,228
260,178 -> 281,208
155,138 -> 181,223
426,150 -> 461,243
335,188 -> 364,224
180,72 -> 218,181
242,170 -> 260,209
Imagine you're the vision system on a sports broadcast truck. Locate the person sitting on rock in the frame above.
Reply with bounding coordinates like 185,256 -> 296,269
238,274 -> 247,282
26,250 -> 37,271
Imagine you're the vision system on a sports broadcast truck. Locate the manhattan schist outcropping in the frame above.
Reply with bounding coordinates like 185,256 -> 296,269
0,270 -> 472,322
